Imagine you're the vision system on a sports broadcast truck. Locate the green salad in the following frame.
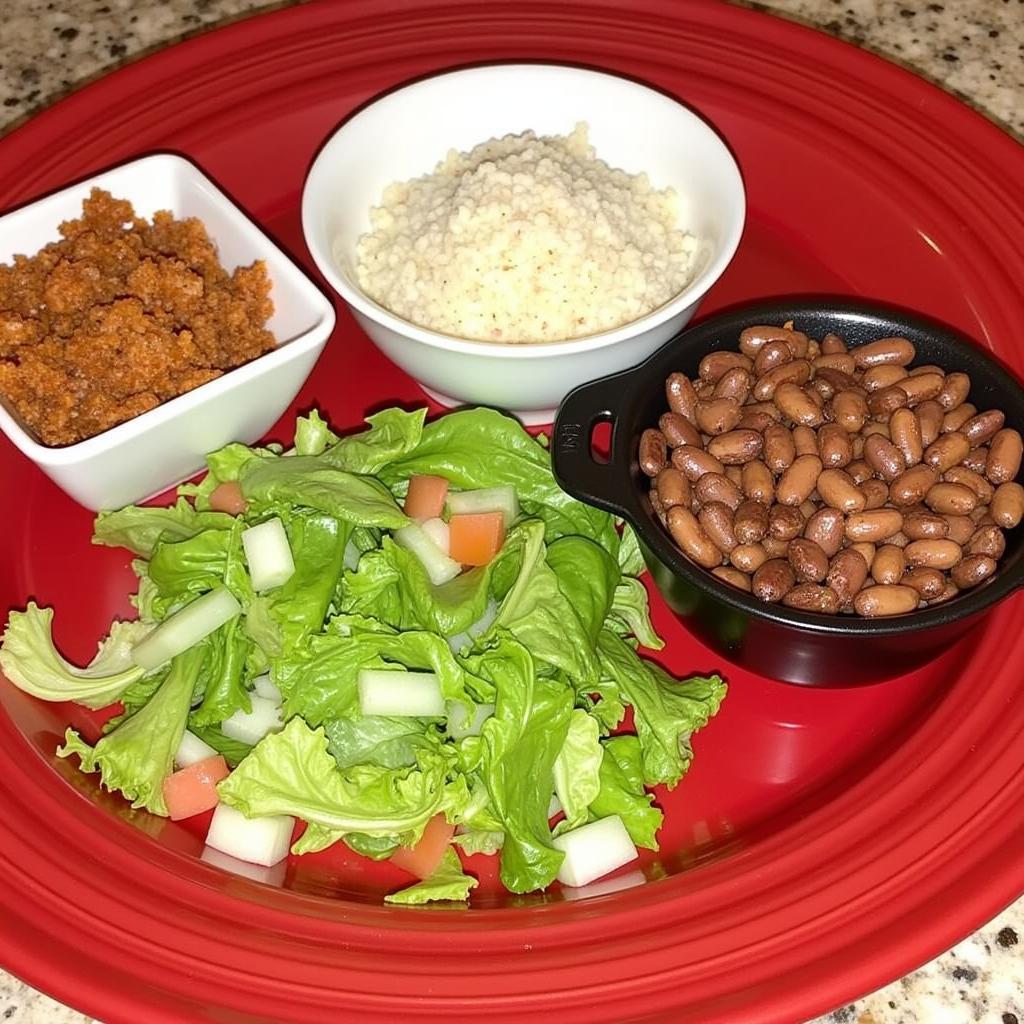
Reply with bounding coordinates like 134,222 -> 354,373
0,406 -> 725,903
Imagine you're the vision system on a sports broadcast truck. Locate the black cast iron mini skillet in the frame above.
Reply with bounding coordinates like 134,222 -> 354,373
552,300 -> 1024,686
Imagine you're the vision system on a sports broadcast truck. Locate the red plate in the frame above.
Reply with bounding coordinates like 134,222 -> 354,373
1,2 -> 1022,1022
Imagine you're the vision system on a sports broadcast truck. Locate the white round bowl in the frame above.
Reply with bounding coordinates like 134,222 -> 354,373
302,63 -> 745,425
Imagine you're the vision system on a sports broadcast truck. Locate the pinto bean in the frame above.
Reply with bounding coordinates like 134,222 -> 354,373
916,401 -> 945,448
699,502 -> 738,553
902,566 -> 947,599
924,482 -> 978,515
671,445 -> 725,481
639,429 -> 667,477
776,455 -> 822,506
853,337 -> 916,369
889,408 -> 923,467
845,509 -> 904,543
699,350 -> 753,382
659,411 -> 702,449
666,372 -> 699,422
871,544 -> 906,585
949,553 -> 996,589
864,434 -> 906,482
753,340 -> 793,377
730,542 -> 769,573
816,468 -> 866,514
804,507 -> 846,557
854,585 -> 920,617
667,506 -> 723,569
694,472 -> 744,509
707,429 -> 764,465
752,359 -> 812,401
936,372 -> 970,411
817,423 -> 854,469
695,397 -> 742,436
904,539 -> 963,570
963,409 -> 1006,448
782,584 -> 840,613
734,500 -> 770,544
752,559 -> 796,603
827,548 -> 869,607
991,482 -> 1024,529
654,467 -> 691,510
741,460 -> 775,504
986,428 -> 1023,485
712,566 -> 753,591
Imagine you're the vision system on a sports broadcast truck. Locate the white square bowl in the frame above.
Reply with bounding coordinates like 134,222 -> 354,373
0,153 -> 335,510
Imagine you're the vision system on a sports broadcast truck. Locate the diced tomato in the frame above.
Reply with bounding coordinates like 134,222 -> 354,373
389,814 -> 456,880
448,512 -> 506,566
162,755 -> 230,821
209,480 -> 247,515
404,475 -> 449,521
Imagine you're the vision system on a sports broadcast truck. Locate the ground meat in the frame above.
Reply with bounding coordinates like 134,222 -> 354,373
0,189 -> 276,446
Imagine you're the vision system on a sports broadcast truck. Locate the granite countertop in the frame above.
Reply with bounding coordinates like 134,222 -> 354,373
0,2 -> 1021,1022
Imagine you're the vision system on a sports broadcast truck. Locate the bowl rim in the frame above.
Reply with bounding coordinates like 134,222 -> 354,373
552,297 -> 1024,637
300,61 -> 747,358
0,152 -> 336,466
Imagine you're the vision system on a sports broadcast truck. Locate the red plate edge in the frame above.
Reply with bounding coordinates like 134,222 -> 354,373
0,2 -> 1022,1022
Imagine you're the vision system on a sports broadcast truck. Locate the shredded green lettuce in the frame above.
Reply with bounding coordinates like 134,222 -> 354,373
0,405 -> 727,905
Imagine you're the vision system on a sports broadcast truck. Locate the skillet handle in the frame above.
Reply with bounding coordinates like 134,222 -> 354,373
551,374 -> 634,520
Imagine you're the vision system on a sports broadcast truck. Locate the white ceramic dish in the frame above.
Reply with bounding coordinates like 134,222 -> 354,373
301,63 -> 746,425
0,153 -> 335,511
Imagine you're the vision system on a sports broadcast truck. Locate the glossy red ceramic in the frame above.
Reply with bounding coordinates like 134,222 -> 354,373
0,2 -> 1022,1022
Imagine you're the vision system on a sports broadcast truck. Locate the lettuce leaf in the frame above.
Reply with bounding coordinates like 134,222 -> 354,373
490,523 -> 610,686
385,848 -> 478,905
274,621 -> 481,726
322,407 -> 426,475
596,629 -> 726,788
294,409 -> 340,457
377,407 -> 618,551
552,709 -> 604,831
93,498 -> 235,557
325,716 -> 440,770
588,735 -> 662,849
240,455 -> 408,529
0,604 -> 150,708
217,718 -> 460,843
477,636 -> 572,893
58,645 -> 206,814
606,577 -> 664,651
246,512 -> 350,658
341,538 -> 493,638
178,442 -> 279,509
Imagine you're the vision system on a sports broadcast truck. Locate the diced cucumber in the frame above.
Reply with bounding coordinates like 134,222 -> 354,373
174,729 -> 218,769
551,814 -> 638,888
446,700 -> 495,739
445,598 -> 498,653
393,523 -> 461,585
252,673 -> 282,704
420,517 -> 451,556
205,803 -> 293,867
446,486 -> 519,527
221,695 -> 284,745
242,518 -> 295,592
356,669 -> 445,717
131,587 -> 241,671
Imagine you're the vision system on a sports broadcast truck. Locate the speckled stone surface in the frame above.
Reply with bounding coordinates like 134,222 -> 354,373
0,2 -> 1021,1022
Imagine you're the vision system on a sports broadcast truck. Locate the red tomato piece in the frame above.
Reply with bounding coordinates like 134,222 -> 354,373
389,814 -> 456,880
162,755 -> 230,821
448,512 -> 506,566
209,480 -> 247,515
404,475 -> 449,521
